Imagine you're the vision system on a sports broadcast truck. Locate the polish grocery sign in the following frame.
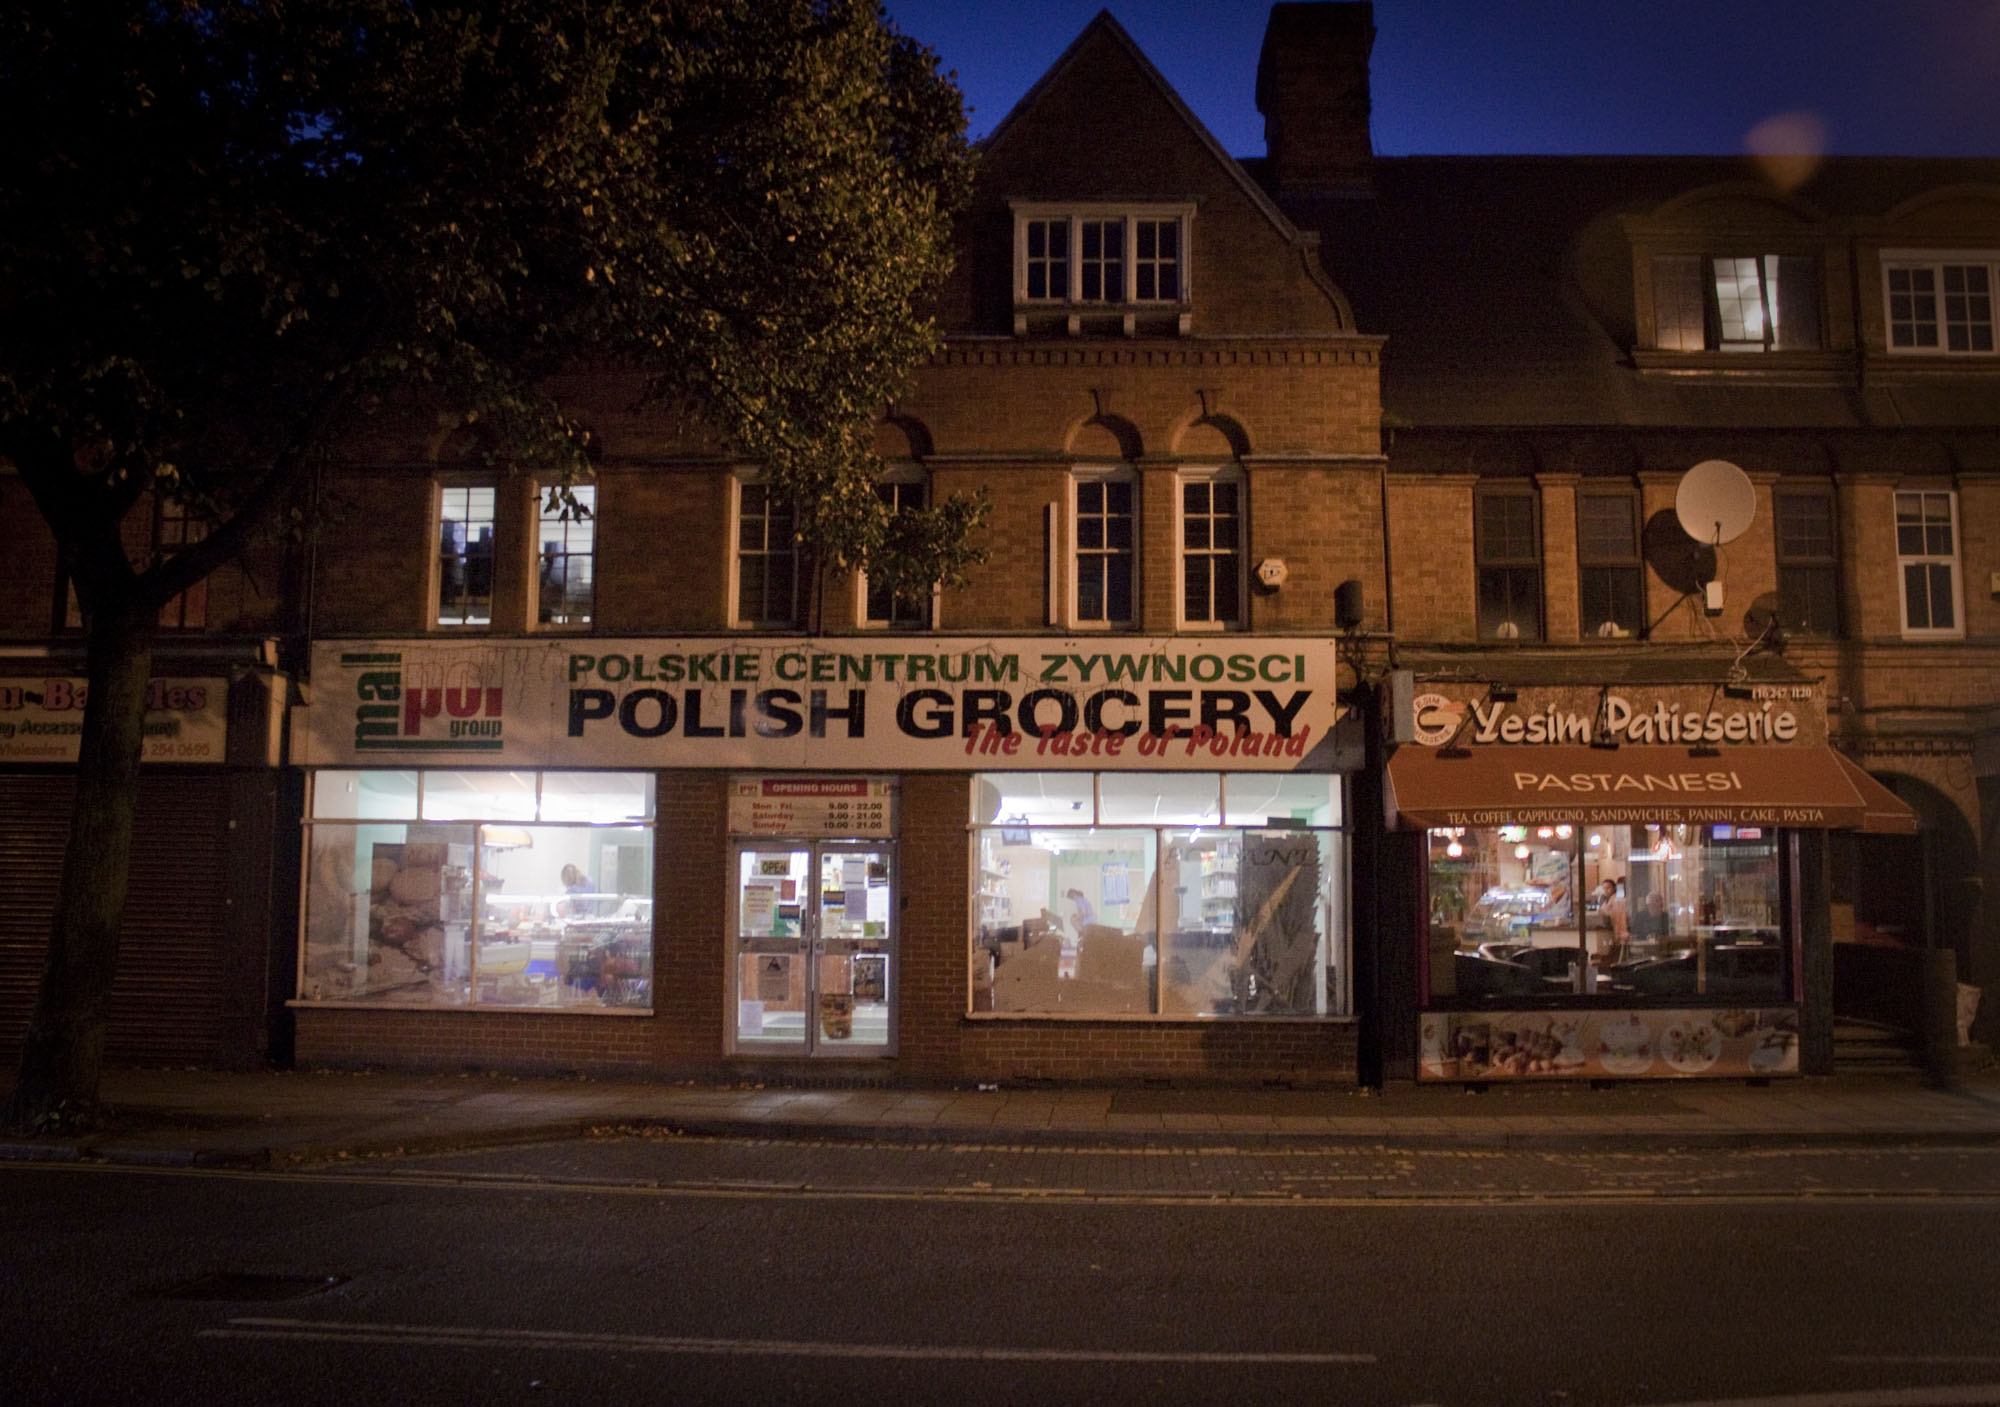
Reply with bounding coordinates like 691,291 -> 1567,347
299,638 -> 1346,771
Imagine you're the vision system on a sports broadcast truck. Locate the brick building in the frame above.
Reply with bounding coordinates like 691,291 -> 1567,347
3,4 -> 1992,1085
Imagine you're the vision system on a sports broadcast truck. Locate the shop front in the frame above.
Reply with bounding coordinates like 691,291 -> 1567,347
1,656 -> 289,1068
291,638 -> 1354,1082
1385,679 -> 1916,1081
727,777 -> 896,1057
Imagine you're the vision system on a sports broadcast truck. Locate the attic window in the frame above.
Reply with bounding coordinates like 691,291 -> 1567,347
1652,253 -> 1821,352
1013,202 -> 1193,335
1884,252 -> 1997,355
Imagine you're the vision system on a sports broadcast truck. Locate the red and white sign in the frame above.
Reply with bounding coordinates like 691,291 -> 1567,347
727,776 -> 894,838
0,676 -> 228,764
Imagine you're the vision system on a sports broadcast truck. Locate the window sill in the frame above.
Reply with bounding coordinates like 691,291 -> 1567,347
288,999 -> 652,1017
1631,348 -> 1849,380
964,1009 -> 1355,1024
1013,306 -> 1191,338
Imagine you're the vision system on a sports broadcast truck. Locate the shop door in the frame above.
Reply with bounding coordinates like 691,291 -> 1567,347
731,842 -> 894,1056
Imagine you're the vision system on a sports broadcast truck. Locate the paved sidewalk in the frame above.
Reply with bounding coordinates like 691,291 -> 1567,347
5,1065 -> 2000,1169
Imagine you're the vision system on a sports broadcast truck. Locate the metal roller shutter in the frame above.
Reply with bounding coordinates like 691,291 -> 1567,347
0,771 -> 230,1065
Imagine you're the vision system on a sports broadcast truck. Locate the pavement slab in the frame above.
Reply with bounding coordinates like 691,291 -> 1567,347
3,1065 -> 2000,1169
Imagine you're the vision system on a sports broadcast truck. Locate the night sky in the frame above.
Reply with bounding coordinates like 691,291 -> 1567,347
884,0 -> 2000,159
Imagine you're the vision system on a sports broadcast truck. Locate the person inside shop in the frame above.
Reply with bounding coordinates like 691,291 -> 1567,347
1064,887 -> 1095,937
556,863 -> 595,919
1592,877 -> 1630,965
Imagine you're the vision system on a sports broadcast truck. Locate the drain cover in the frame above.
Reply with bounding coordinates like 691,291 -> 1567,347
142,1273 -> 347,1302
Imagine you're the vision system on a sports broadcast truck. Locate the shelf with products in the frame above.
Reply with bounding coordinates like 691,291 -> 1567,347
975,836 -> 1014,922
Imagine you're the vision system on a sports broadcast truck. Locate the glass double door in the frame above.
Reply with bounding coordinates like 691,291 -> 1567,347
731,841 -> 894,1056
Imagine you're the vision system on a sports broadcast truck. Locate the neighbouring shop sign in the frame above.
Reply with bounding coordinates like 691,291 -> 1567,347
1385,743 -> 1904,829
0,676 -> 228,764
728,777 -> 894,838
1403,682 -> 1826,749
299,639 -> 1348,771
1419,1007 -> 1800,1080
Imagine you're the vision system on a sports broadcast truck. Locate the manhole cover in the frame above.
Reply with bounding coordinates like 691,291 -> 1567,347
141,1273 -> 347,1302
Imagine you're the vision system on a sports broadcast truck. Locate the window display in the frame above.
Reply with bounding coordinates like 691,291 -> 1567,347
1425,822 -> 1786,1004
971,771 -> 1346,1019
302,770 -> 655,1011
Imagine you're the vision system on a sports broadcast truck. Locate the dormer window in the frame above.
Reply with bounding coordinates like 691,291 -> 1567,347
1884,253 -> 1997,354
1652,253 -> 1821,352
1013,202 -> 1192,335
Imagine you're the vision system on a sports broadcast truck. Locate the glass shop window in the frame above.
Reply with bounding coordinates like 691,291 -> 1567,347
301,770 -> 656,1013
1424,822 -> 1786,1004
970,771 -> 1347,1020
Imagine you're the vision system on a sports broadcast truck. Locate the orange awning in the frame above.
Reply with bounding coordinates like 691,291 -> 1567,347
1829,750 -> 1920,835
1386,745 -> 1919,833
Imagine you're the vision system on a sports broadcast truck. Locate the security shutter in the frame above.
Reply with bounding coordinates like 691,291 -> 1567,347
0,771 -> 230,1064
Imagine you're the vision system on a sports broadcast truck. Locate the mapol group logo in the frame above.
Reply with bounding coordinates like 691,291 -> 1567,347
347,652 -> 504,752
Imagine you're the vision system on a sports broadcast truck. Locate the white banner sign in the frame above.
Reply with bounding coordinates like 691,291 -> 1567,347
300,638 -> 1347,772
0,677 -> 229,764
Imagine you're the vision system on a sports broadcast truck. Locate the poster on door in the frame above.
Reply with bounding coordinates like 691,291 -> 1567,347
743,883 -> 778,934
756,955 -> 791,1003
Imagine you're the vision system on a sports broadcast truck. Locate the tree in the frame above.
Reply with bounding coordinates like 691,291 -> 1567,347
0,0 -> 983,1128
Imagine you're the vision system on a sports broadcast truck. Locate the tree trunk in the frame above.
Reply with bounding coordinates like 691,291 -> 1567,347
4,594 -> 158,1130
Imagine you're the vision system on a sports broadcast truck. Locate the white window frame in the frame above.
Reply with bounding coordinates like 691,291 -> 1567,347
1883,250 -> 1999,356
727,475 -> 803,631
1894,489 -> 1965,640
1012,202 -> 1193,307
856,470 -> 937,631
1176,467 -> 1245,631
531,480 -> 596,631
433,477 -> 498,631
1070,466 -> 1138,631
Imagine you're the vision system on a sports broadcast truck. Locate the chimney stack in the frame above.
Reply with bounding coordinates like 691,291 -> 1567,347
1257,2 -> 1375,194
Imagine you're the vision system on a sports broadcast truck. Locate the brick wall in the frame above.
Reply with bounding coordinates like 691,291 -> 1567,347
314,468 -> 437,636
1385,473 -> 1476,641
295,1007 -> 659,1075
1249,463 -> 1387,634
593,468 -> 730,635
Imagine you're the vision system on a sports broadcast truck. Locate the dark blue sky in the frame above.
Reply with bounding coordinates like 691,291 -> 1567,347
884,0 -> 2000,158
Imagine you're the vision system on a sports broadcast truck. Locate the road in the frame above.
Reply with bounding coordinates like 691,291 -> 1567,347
7,1135 -> 2000,1406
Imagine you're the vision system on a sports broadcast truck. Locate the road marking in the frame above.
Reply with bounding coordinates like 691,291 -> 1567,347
16,1161 -> 2000,1208
1635,1387 -> 2000,1407
201,1317 -> 1374,1365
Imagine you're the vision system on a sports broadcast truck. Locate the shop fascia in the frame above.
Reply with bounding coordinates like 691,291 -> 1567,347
1407,682 -> 1822,751
0,673 -> 228,764
297,638 -> 1348,772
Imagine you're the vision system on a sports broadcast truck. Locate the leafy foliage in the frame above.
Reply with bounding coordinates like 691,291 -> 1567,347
0,0 -> 981,1125
0,0 -> 983,602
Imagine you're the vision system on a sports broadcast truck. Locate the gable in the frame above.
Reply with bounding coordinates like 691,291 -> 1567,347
933,15 -> 1352,338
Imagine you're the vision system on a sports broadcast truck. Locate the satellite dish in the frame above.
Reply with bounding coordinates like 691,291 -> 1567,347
1676,459 -> 1757,545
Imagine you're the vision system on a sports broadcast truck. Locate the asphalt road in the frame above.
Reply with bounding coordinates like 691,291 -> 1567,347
7,1137 -> 2000,1407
